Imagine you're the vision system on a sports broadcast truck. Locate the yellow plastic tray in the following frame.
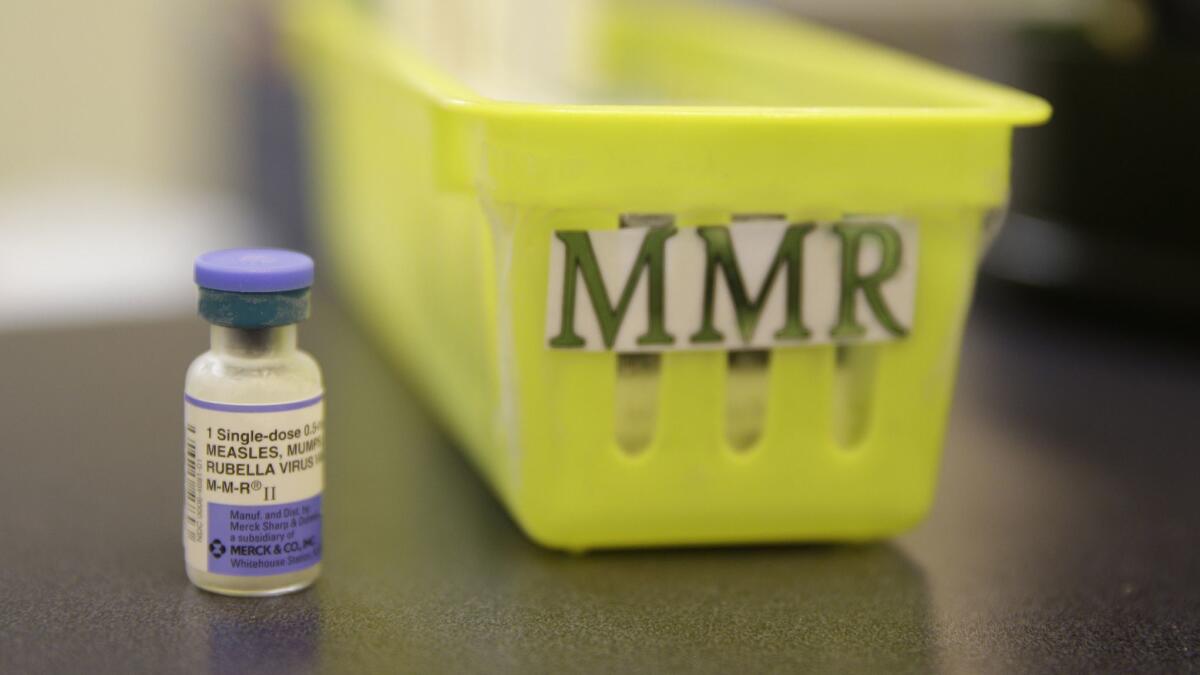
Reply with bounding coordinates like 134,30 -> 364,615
286,0 -> 1049,550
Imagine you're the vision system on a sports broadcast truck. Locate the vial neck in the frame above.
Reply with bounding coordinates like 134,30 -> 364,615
210,325 -> 297,357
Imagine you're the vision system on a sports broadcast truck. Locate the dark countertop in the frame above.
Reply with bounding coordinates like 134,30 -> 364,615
2,288 -> 1197,674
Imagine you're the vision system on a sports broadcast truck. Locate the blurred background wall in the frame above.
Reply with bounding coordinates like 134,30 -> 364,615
0,0 -> 247,195
2,0 -> 1190,332
0,0 -> 270,329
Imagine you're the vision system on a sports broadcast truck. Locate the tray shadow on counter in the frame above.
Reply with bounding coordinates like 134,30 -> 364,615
310,305 -> 938,673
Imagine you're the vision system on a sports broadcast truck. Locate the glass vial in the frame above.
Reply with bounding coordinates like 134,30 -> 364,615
184,249 -> 324,596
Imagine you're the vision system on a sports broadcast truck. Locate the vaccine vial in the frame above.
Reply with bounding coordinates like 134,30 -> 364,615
184,249 -> 324,596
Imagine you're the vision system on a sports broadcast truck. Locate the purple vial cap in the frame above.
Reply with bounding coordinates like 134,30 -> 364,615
194,248 -> 314,293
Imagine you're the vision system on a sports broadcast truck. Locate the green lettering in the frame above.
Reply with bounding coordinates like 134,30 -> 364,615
830,223 -> 907,339
691,223 -> 814,344
550,227 -> 677,349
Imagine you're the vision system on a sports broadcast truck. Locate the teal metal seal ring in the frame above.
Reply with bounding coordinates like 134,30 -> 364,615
198,287 -> 311,328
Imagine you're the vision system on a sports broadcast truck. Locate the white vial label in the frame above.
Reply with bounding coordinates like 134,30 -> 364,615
183,394 -> 324,576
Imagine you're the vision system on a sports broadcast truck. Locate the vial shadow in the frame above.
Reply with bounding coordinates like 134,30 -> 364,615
177,589 -> 321,675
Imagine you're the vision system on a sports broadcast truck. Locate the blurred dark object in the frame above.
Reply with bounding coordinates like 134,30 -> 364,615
247,3 -> 314,250
992,0 -> 1200,326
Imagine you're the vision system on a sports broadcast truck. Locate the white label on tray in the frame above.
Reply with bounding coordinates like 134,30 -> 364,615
545,215 -> 917,352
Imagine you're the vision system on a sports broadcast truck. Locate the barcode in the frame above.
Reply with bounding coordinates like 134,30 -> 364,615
184,425 -> 202,543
